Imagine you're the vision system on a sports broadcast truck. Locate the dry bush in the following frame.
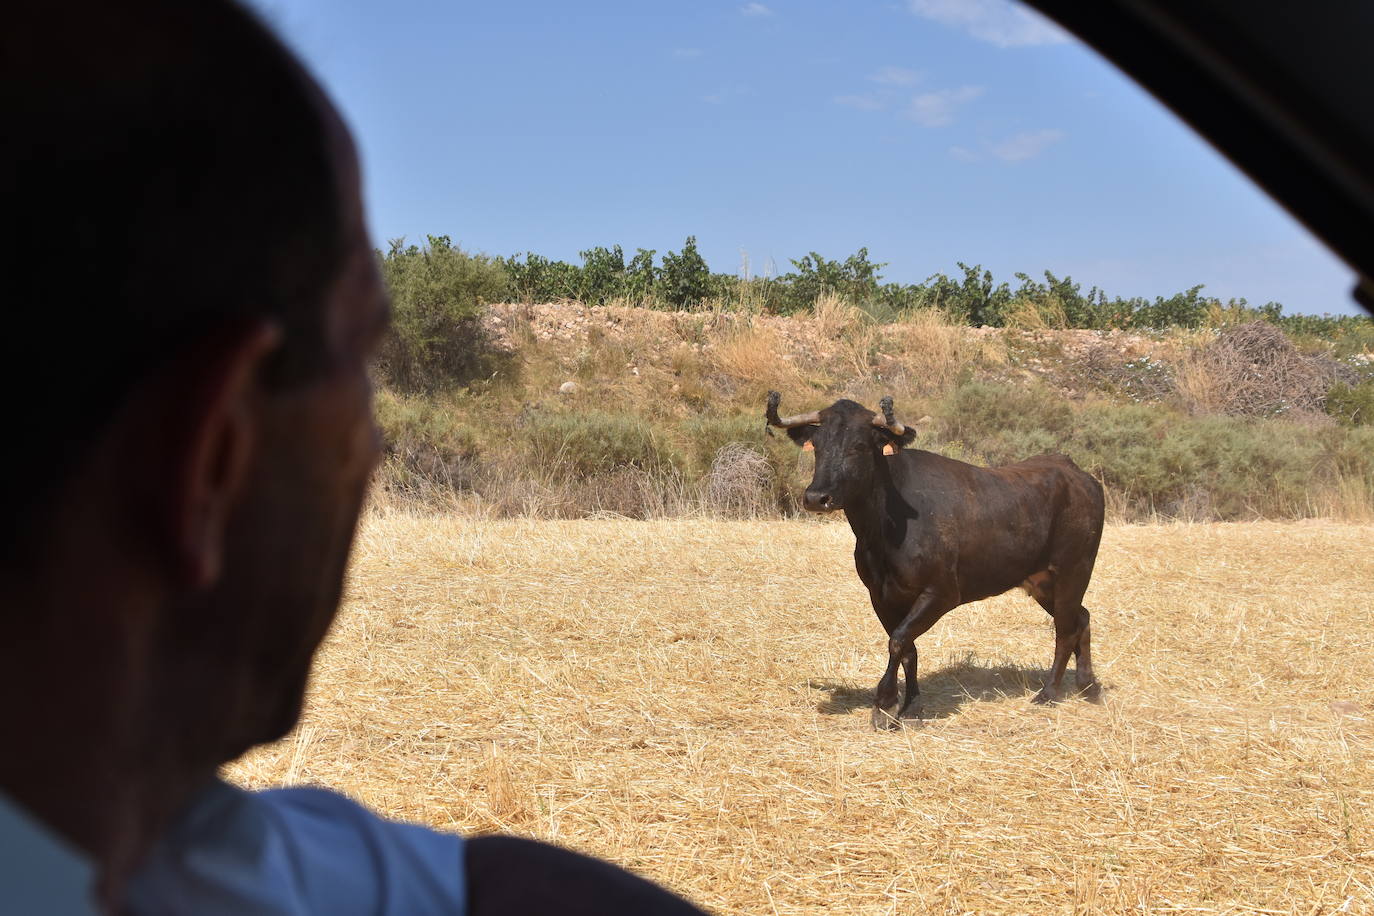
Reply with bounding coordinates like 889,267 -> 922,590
1307,472 -> 1374,522
232,516 -> 1374,915
702,444 -> 775,518
669,309 -> 732,347
1176,321 -> 1355,417
590,467 -> 693,519
1173,354 -> 1227,416
1075,343 -> 1175,402
840,326 -> 882,384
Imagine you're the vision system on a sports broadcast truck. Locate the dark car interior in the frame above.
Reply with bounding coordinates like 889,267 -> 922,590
1027,0 -> 1374,316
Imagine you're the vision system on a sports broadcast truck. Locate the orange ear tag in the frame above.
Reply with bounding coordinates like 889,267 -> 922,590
802,440 -> 814,452
882,444 -> 896,456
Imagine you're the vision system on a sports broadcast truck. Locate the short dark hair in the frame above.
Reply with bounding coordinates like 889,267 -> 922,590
2,1 -> 349,528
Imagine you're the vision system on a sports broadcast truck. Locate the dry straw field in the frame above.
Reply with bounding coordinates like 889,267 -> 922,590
230,513 -> 1374,914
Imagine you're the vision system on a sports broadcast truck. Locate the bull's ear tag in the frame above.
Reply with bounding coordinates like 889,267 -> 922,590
802,440 -> 815,452
882,443 -> 896,456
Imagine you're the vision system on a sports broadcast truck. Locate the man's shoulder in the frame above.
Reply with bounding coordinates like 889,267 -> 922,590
126,780 -> 465,915
0,790 -> 98,915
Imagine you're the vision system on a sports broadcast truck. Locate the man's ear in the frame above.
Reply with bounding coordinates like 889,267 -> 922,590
164,319 -> 283,590
786,425 -> 818,451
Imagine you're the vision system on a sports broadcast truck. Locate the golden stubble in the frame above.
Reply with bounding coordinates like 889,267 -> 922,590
229,513 -> 1374,915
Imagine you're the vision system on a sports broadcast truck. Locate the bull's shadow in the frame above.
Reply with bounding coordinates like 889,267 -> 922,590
809,655 -> 1049,719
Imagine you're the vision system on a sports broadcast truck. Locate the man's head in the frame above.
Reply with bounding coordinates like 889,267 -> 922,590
2,0 -> 387,791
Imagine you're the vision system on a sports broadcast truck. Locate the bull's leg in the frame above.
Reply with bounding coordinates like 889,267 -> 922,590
1032,595 -> 1100,702
899,646 -> 923,721
1030,564 -> 1100,704
1073,608 -> 1101,702
872,590 -> 948,730
1032,602 -> 1097,705
871,649 -> 904,731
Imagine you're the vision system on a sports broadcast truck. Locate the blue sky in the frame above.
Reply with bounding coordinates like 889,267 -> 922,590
249,0 -> 1363,316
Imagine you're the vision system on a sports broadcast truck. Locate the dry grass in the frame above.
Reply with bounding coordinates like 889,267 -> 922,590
229,514 -> 1374,915
809,293 -> 882,383
812,291 -> 865,341
1003,295 -> 1069,331
880,308 -> 1005,397
710,319 -> 805,392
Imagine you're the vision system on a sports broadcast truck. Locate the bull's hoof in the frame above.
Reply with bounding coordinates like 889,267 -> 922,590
1078,680 -> 1103,704
1031,687 -> 1059,706
900,702 -> 925,723
871,703 -> 902,731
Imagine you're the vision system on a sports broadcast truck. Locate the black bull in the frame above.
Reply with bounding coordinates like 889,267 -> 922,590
766,392 -> 1105,729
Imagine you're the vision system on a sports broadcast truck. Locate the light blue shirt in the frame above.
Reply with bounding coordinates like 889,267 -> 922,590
127,780 -> 467,914
0,790 -> 99,915
2,782 -> 467,914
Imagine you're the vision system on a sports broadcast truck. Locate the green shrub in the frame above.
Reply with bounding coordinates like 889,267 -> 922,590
1070,403 -> 1174,503
505,251 -> 582,302
375,389 -> 477,452
374,388 -> 482,493
938,381 -> 1074,459
1279,315 -> 1374,356
677,414 -> 762,475
525,411 -> 684,479
677,412 -> 803,510
1069,406 -> 1331,519
771,249 -> 887,316
929,392 -> 1344,519
1325,380 -> 1374,426
658,236 -> 717,309
376,236 -> 512,392
1321,426 -> 1374,501
921,263 -> 1013,327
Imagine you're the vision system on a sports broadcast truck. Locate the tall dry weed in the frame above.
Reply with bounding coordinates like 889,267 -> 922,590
811,291 -> 863,340
710,319 -> 801,389
883,307 -> 998,397
1306,473 -> 1374,522
809,292 -> 883,383
1172,347 -> 1228,414
1002,296 -> 1068,331
482,742 -> 530,826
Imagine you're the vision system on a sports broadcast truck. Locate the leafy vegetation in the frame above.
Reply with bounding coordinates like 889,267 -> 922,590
1325,380 -> 1374,427
376,235 -> 511,392
388,235 -> 1369,336
369,303 -> 1372,522
369,235 -> 1371,522
937,388 -> 1371,520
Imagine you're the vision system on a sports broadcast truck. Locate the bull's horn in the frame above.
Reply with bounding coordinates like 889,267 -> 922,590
765,391 -> 822,429
871,396 -> 907,435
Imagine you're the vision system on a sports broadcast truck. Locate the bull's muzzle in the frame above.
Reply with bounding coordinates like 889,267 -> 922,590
804,489 -> 838,512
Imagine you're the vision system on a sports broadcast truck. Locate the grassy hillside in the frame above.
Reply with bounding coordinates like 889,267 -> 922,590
374,298 -> 1374,522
